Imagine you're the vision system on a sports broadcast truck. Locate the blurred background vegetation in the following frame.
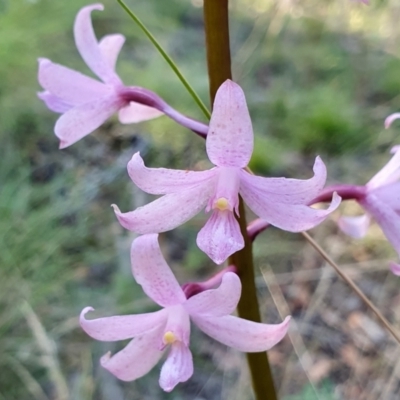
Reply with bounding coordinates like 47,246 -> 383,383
2,0 -> 400,399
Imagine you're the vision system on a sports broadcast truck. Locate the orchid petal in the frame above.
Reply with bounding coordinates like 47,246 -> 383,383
389,262 -> 400,276
184,272 -> 241,317
131,235 -> 186,307
239,156 -> 327,205
367,147 -> 400,189
100,325 -> 165,382
37,91 -> 72,113
159,342 -> 193,392
38,58 -> 110,105
80,307 -> 168,341
98,34 -> 125,71
192,315 -> 291,352
361,194 -> 400,257
112,180 -> 213,233
337,214 -> 371,239
241,172 -> 341,231
74,4 -> 121,84
55,95 -> 122,149
372,182 -> 400,212
196,211 -> 244,264
119,102 -> 164,124
127,152 -> 217,195
385,113 -> 400,129
206,80 -> 253,168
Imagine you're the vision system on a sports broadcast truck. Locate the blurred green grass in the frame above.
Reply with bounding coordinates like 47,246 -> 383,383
2,0 -> 400,398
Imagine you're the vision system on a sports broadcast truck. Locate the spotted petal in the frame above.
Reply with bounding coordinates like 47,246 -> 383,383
206,80 -> 253,168
184,272 -> 241,317
192,315 -> 291,352
74,4 -> 121,85
113,180 -> 213,234
196,210 -> 244,264
100,325 -> 165,382
127,152 -> 217,195
80,307 -> 168,341
131,234 -> 186,307
159,342 -> 193,392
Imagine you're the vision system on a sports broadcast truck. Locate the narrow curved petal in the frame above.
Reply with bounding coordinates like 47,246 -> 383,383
80,307 -> 168,341
119,102 -> 164,124
385,113 -> 400,129
38,58 -> 110,105
112,180 -> 212,233
127,152 -> 217,195
184,272 -> 241,317
197,211 -> 244,264
367,147 -> 400,189
361,194 -> 400,257
37,91 -> 72,113
206,80 -> 253,168
74,4 -> 121,85
55,95 -> 122,148
98,34 -> 125,70
100,325 -> 165,381
159,342 -> 193,392
131,235 -> 186,307
239,156 -> 327,205
337,214 -> 371,239
192,315 -> 291,352
389,262 -> 400,276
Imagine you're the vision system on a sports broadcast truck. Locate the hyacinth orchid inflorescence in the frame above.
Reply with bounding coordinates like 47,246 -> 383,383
112,80 -> 341,264
336,146 -> 400,274
80,234 -> 290,392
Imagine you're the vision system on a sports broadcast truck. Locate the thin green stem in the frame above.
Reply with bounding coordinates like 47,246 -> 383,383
203,1 -> 278,399
116,0 -> 211,119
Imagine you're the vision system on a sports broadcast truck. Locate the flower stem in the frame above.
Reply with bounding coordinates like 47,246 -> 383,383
203,1 -> 278,399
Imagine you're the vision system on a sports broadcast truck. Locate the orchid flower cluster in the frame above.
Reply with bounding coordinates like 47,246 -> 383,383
38,2 -> 400,394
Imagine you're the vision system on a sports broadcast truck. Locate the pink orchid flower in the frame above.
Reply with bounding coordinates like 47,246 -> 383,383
80,234 -> 290,392
112,80 -> 341,264
37,3 -> 163,149
338,146 -> 400,274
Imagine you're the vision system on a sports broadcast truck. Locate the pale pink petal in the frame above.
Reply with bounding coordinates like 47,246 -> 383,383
118,102 -> 164,124
192,315 -> 291,352
367,147 -> 400,189
55,95 -> 122,148
112,180 -> 213,233
159,342 -> 193,392
163,305 -> 191,346
100,325 -> 165,381
206,80 -> 253,168
98,34 -> 125,70
385,113 -> 400,129
361,194 -> 400,257
80,307 -> 168,341
74,4 -> 121,85
337,214 -> 371,239
131,235 -> 186,307
241,172 -> 341,231
239,156 -> 327,205
389,262 -> 400,276
127,152 -> 217,195
373,182 -> 400,212
37,91 -> 72,113
184,272 -> 241,317
196,211 -> 244,264
38,58 -> 110,105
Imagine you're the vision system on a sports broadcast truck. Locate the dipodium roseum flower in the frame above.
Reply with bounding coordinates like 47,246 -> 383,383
338,146 -> 400,274
112,80 -> 340,264
37,3 -> 163,149
80,234 -> 290,392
